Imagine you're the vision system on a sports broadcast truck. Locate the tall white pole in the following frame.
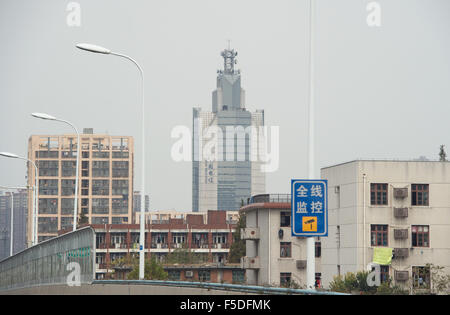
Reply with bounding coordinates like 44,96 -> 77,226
306,0 -> 316,290
75,44 -> 147,280
58,121 -> 81,232
110,52 -> 146,280
30,159 -> 38,246
49,119 -> 80,232
22,158 -> 38,246
10,192 -> 14,256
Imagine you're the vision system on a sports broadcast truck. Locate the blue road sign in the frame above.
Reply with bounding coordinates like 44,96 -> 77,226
291,179 -> 328,237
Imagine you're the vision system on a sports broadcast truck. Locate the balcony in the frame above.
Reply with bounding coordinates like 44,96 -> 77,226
247,194 -> 290,205
211,243 -> 229,249
151,243 -> 169,249
241,256 -> 260,269
110,243 -> 128,249
241,227 -> 260,240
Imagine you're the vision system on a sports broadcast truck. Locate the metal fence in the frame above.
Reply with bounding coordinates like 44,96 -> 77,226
93,279 -> 349,295
247,194 -> 291,205
0,227 -> 95,291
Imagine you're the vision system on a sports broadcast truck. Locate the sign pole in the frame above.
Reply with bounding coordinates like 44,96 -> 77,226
307,0 -> 316,290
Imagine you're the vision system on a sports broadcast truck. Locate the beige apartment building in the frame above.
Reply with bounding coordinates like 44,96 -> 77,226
240,194 -> 322,288
321,160 -> 450,292
27,129 -> 134,244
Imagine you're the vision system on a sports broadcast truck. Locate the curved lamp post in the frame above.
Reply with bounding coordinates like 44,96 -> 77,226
0,152 -> 39,246
76,43 -> 147,280
31,113 -> 80,233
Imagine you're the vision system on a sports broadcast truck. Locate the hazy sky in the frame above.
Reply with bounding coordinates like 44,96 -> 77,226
1,0 -> 449,211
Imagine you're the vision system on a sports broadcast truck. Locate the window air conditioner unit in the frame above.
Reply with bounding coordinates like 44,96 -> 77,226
393,248 -> 409,259
185,270 -> 194,278
296,260 -> 307,269
394,207 -> 408,218
393,188 -> 408,199
394,229 -> 408,240
395,271 -> 409,281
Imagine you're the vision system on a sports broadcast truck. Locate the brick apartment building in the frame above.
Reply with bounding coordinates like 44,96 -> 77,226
60,210 -> 244,282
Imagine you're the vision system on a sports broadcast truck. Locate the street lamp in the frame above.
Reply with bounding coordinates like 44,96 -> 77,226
0,152 -> 39,246
76,43 -> 147,280
0,185 -> 31,256
31,113 -> 80,232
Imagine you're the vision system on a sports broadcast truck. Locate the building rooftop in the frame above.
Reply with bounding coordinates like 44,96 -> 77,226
321,158 -> 450,170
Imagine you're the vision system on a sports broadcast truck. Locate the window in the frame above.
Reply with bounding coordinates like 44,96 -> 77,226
60,217 -> 73,230
412,225 -> 429,247
371,183 -> 388,205
315,241 -> 321,258
38,198 -> 58,214
315,273 -> 322,288
61,179 -> 76,196
112,161 -> 129,178
112,198 -> 128,214
92,198 -> 109,214
39,179 -> 58,195
371,265 -> 390,283
280,273 -> 291,287
232,270 -> 245,284
280,212 -> 290,227
371,225 -> 388,246
112,180 -> 129,195
92,180 -> 109,195
412,266 -> 430,289
198,270 -> 210,282
61,198 -> 75,215
280,242 -> 291,258
91,217 -> 108,224
168,270 -> 181,281
112,217 -> 128,224
37,160 -> 59,176
38,217 -> 58,233
92,161 -> 110,177
411,184 -> 429,206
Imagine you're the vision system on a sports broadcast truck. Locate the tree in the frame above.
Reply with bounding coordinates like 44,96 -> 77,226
77,210 -> 89,228
127,257 -> 168,280
439,145 -> 447,161
228,213 -> 246,263
428,263 -> 450,295
329,271 -> 408,295
166,247 -> 207,264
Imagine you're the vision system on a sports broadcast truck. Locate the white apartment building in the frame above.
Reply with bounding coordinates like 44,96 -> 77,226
321,160 -> 450,292
240,194 -> 322,288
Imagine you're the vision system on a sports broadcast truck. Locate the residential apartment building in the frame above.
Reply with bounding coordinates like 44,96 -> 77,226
240,194 -> 322,288
27,129 -> 134,243
64,210 -> 238,280
320,160 -> 450,292
132,191 -> 149,212
192,47 -> 265,212
0,189 -> 28,259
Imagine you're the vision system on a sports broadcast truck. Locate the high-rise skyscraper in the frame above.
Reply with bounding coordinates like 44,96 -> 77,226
192,48 -> 266,212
